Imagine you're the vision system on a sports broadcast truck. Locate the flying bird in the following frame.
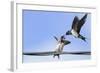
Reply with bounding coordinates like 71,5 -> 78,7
53,36 -> 71,59
66,14 -> 88,42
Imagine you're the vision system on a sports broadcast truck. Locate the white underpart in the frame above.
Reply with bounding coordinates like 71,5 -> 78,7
71,29 -> 79,38
54,42 -> 65,54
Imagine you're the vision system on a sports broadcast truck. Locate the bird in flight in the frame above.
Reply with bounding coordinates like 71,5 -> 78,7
66,14 -> 88,42
53,35 -> 71,59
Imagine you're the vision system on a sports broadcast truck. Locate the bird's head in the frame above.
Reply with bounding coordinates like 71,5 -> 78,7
61,35 -> 65,40
66,30 -> 71,35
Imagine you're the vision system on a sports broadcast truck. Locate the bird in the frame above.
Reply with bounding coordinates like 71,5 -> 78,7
66,14 -> 88,42
53,36 -> 71,59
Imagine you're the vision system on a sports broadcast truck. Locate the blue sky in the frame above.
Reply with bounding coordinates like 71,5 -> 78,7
22,10 -> 91,62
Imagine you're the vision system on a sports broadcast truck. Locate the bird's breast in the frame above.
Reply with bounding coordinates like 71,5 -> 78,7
55,43 -> 64,53
71,29 -> 79,37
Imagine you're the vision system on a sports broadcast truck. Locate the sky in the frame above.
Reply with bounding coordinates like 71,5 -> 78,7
22,10 -> 91,62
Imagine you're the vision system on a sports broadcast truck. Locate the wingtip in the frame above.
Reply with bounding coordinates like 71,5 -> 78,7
84,13 -> 88,18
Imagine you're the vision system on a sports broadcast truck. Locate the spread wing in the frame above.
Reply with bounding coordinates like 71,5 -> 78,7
63,40 -> 71,45
71,14 -> 88,33
53,36 -> 58,41
23,51 -> 91,56
71,16 -> 79,32
77,14 -> 88,33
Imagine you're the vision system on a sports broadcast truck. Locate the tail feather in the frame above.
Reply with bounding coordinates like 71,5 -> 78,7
79,35 -> 86,42
53,54 -> 60,59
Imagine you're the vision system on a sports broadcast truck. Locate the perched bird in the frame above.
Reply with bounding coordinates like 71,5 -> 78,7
66,14 -> 88,42
53,36 -> 71,59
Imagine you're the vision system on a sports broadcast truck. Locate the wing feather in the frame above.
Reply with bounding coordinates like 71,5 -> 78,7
53,36 -> 58,41
77,14 -> 88,33
63,40 -> 71,45
72,16 -> 79,32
